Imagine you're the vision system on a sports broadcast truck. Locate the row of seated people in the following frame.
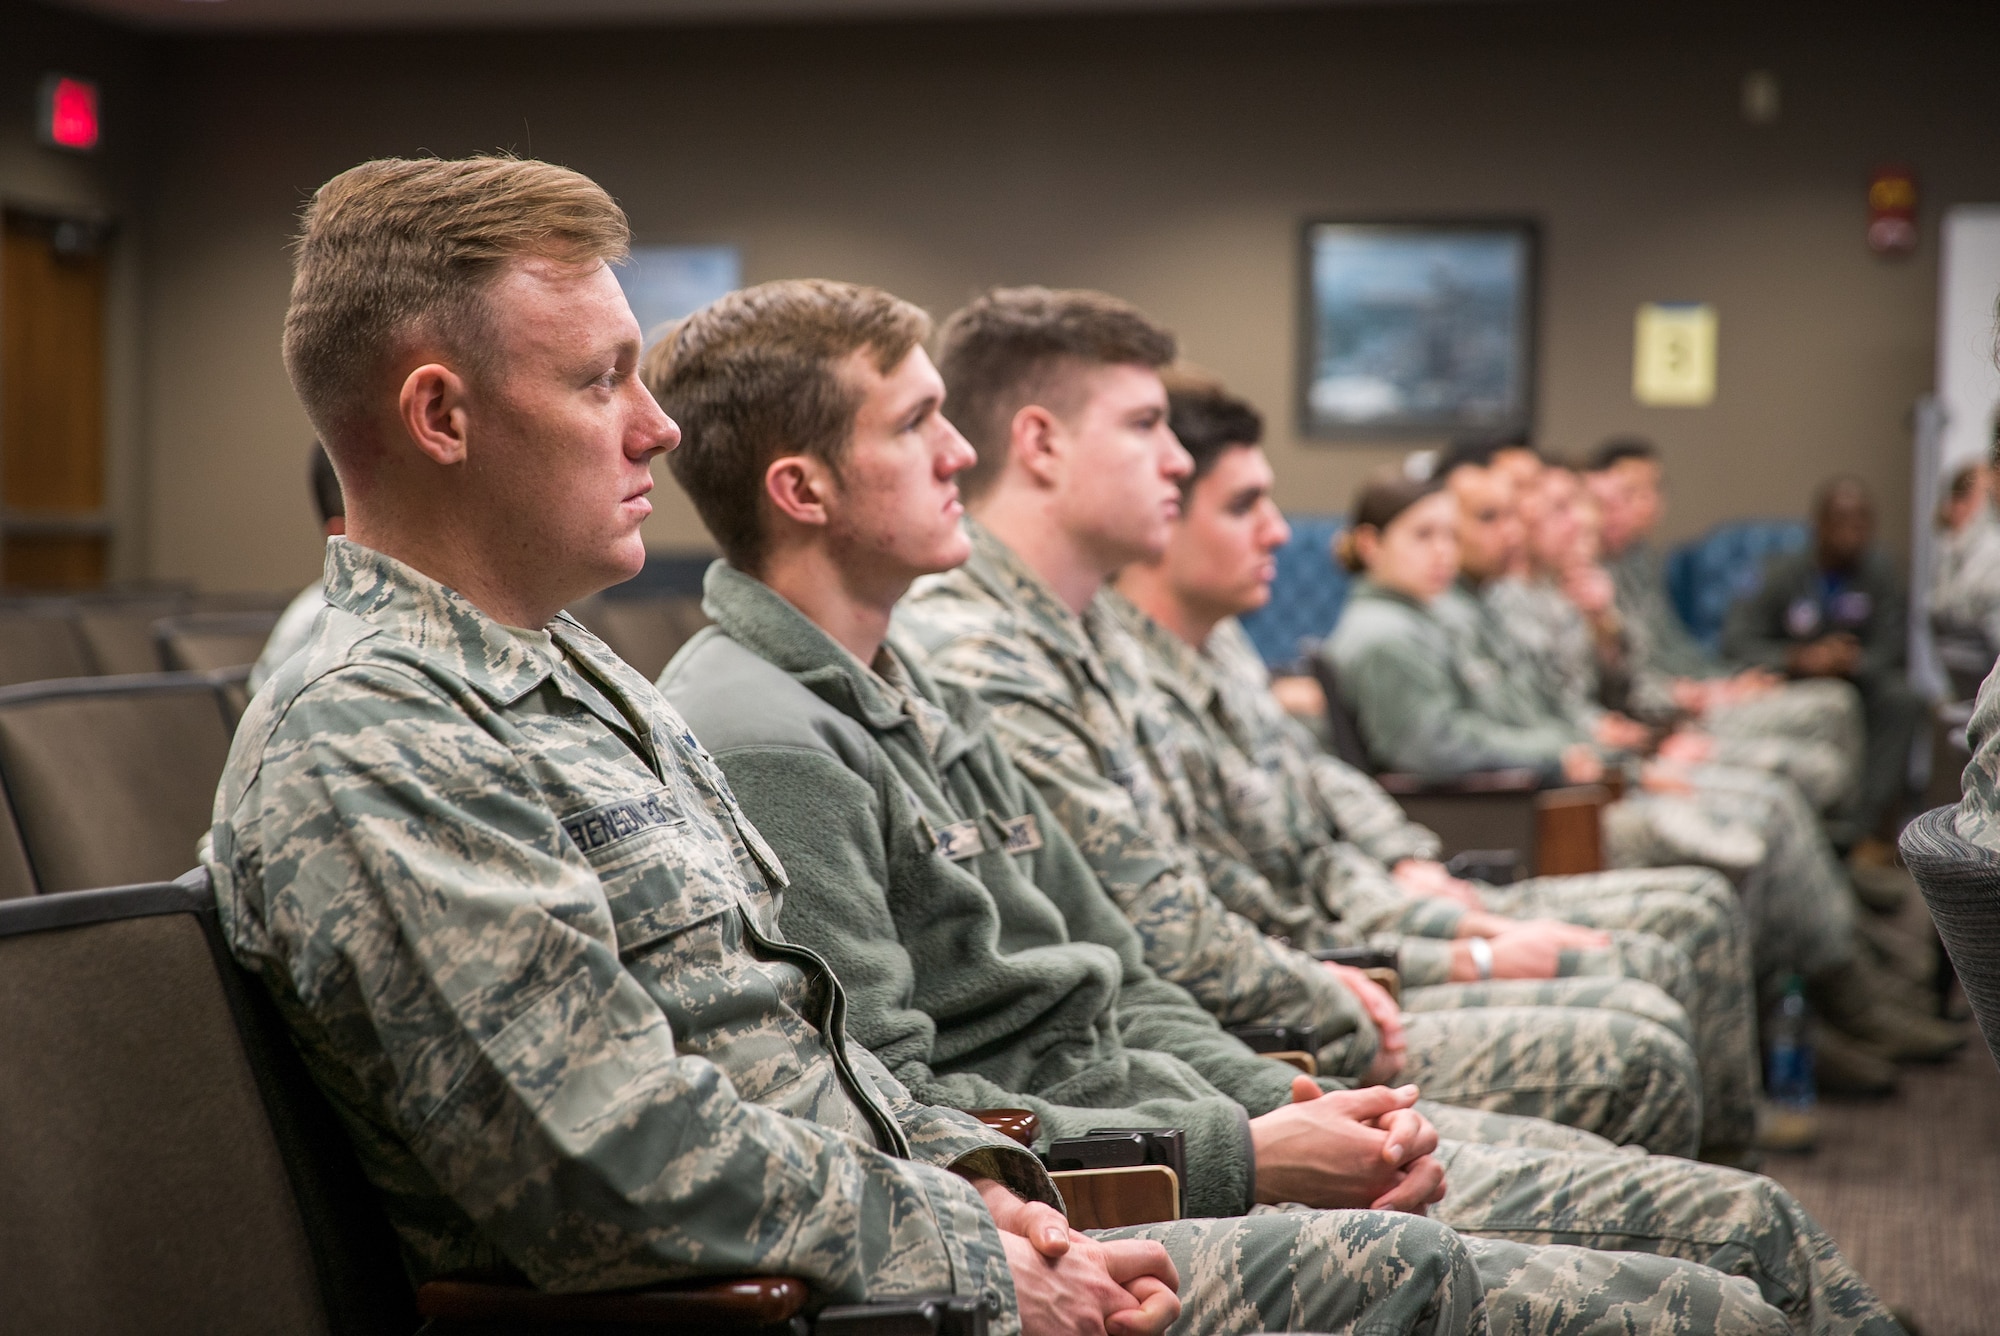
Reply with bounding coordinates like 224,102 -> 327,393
1930,452 -> 2000,672
1322,444 -> 1959,1096
209,154 -> 1919,1336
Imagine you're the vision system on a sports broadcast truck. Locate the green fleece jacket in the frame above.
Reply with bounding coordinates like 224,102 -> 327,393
661,563 -> 1315,1218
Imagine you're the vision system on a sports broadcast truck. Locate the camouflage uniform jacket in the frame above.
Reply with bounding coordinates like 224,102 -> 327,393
1481,577 -> 1610,733
1956,662 -> 2000,850
896,523 -> 1379,1073
1106,592 -> 1466,986
1322,578 -> 1578,782
203,539 -> 1043,1317
1608,543 -> 1724,682
1931,507 -> 2000,646
660,561 -> 1326,1217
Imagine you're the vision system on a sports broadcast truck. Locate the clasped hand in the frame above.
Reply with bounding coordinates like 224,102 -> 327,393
1248,1078 -> 1446,1214
974,1178 -> 1180,1336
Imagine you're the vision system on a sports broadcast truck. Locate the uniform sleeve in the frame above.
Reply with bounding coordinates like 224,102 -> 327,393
716,743 -> 1264,1218
923,633 -> 1375,1074
211,665 -> 1014,1312
1856,560 -> 1909,682
1326,630 -> 1570,780
1303,747 -> 1443,865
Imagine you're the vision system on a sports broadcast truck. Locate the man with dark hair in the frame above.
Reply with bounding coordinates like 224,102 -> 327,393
1115,379 -> 1771,1159
249,441 -> 347,693
204,159 -> 1188,1336
898,285 -> 1903,1336
1724,478 -> 1928,845
1584,439 -> 1869,839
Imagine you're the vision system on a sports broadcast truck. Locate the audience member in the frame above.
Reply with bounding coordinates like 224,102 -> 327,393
1931,457 -> 2000,655
247,440 -> 344,694
1722,477 -> 1926,846
1113,375 -> 1766,1159
896,284 -> 1904,1336
202,157 -> 1189,1336
1585,439 -> 1869,843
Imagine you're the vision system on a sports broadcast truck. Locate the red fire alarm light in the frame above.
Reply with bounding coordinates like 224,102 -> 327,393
38,75 -> 101,153
1866,165 -> 1917,256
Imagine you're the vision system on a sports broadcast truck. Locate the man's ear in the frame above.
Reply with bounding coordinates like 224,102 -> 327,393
398,363 -> 472,467
1009,404 -> 1065,488
765,454 -> 834,528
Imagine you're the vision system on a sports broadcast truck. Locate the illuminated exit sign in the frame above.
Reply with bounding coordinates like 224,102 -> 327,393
38,75 -> 100,153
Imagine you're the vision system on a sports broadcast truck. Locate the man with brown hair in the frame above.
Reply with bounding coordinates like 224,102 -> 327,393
202,158 -> 1189,1336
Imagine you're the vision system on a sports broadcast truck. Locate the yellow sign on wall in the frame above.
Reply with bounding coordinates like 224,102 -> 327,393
1633,302 -> 1717,406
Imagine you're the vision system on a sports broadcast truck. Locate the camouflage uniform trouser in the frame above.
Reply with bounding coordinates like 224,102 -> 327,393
1709,678 -> 1867,775
1393,999 -> 1702,1159
1687,764 -> 1859,995
1108,1200 -> 1793,1336
1432,1130 -> 1902,1336
1470,867 -> 1762,1153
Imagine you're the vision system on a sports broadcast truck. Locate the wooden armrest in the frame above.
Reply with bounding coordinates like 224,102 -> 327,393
415,1275 -> 807,1327
1361,966 -> 1401,1005
1533,784 -> 1609,876
1375,768 -> 1541,796
1264,1050 -> 1317,1075
967,1108 -> 1041,1147
1051,1165 -> 1180,1229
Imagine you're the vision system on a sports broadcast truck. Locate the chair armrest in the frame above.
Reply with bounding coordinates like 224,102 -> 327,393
1374,768 -> 1541,796
415,1275 -> 807,1328
1262,1050 -> 1317,1075
967,1108 -> 1041,1147
1533,785 -> 1609,876
1050,1166 -> 1180,1229
1444,848 -> 1521,885
816,1295 -> 990,1335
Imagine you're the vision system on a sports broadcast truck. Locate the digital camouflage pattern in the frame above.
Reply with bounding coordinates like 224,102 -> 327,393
1954,662 -> 2000,851
204,540 -> 1049,1322
1606,544 -> 1867,775
1484,575 -> 1853,812
897,527 -> 1701,1152
1930,506 -> 2000,650
1127,601 -> 1760,1151
900,525 -> 1900,1336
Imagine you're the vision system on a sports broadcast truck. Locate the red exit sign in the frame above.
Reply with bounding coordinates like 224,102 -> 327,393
38,75 -> 100,153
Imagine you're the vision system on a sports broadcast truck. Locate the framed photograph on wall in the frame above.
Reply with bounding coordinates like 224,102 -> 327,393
1298,219 -> 1538,439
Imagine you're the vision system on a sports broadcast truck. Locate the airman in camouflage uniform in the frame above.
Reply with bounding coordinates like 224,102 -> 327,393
1120,596 -> 1761,1155
205,542 -> 1052,1317
1951,666 -> 2000,851
900,523 -> 1897,1336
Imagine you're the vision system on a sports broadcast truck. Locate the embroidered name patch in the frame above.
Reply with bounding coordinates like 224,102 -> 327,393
933,820 -> 986,861
563,791 -> 683,854
999,814 -> 1043,854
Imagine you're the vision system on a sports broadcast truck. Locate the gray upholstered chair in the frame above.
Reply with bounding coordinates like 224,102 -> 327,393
153,610 -> 283,673
73,594 -> 195,674
568,594 -> 712,681
0,672 -> 237,893
1901,804 -> 2000,1070
0,876 -> 984,1335
0,602 -> 95,687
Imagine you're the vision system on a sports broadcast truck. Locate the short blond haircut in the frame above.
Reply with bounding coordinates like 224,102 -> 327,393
644,279 -> 931,572
282,156 -> 630,440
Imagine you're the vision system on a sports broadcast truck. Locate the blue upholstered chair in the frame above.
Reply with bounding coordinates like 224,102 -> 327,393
1237,514 -> 1351,669
1663,520 -> 1809,653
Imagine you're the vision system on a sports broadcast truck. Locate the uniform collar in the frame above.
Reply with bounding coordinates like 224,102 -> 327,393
1101,589 -> 1219,714
702,559 -> 968,764
960,521 -> 1123,698
322,537 -> 560,708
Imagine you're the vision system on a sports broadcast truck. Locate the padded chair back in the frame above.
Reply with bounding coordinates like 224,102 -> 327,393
0,771 -> 35,900
571,595 -> 711,681
1901,804 -> 2000,1071
155,610 -> 283,673
1663,519 -> 1808,652
0,673 -> 235,892
0,602 -> 95,687
74,596 -> 195,675
1236,514 -> 1351,669
0,877 -> 415,1335
1308,655 -> 1378,771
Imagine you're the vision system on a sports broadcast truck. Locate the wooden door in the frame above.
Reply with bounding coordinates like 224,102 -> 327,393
2,212 -> 108,589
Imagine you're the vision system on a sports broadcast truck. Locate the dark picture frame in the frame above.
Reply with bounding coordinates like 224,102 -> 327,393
1298,218 -> 1539,440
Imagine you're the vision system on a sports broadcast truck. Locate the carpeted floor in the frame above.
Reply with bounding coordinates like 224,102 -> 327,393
1759,895 -> 2000,1336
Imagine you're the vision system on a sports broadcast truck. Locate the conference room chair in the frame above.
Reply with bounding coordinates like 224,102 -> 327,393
0,672 -> 236,893
0,875 -> 1001,1334
154,610 -> 284,674
0,602 -> 97,688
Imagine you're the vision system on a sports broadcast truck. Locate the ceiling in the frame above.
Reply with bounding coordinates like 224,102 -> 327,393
49,0 -> 1440,32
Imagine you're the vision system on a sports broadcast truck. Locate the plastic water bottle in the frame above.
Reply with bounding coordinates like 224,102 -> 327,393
1766,974 -> 1817,1111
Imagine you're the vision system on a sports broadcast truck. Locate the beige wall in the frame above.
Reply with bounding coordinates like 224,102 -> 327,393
130,2 -> 2000,590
